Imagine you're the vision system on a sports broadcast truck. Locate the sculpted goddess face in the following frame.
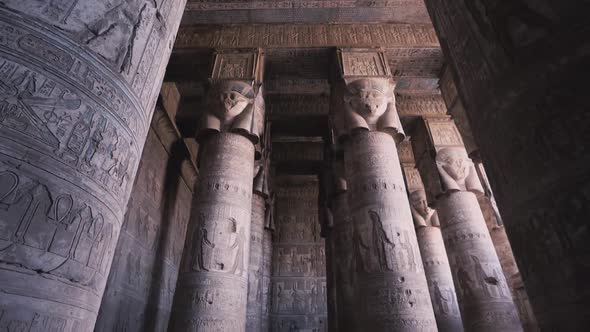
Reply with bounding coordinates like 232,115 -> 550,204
209,81 -> 253,121
438,148 -> 470,182
410,190 -> 430,218
348,88 -> 388,120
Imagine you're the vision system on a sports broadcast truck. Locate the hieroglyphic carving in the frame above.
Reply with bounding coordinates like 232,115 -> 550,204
0,0 -> 185,330
0,166 -> 112,286
270,180 -> 327,332
176,24 -> 439,49
396,94 -> 448,117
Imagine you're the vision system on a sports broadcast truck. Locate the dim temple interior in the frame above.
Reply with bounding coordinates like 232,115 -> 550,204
0,1 -> 587,331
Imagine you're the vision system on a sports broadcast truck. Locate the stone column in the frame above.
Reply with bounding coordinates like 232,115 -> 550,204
412,117 -> 521,332
260,226 -> 273,332
170,50 -> 265,331
0,1 -> 185,331
247,193 -> 266,332
399,141 -> 464,332
423,2 -> 590,329
330,49 -> 437,331
440,67 -> 537,331
247,154 -> 271,332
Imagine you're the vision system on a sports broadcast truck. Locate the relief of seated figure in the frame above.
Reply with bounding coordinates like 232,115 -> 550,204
334,78 -> 404,142
197,80 -> 264,144
435,147 -> 484,194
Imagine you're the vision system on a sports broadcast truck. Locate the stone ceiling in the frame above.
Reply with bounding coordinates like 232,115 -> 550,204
182,0 -> 431,25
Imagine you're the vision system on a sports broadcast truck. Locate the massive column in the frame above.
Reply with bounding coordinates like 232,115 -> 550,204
260,222 -> 274,332
170,50 -> 265,331
0,1 -> 185,331
399,141 -> 463,332
412,117 -> 521,331
423,2 -> 590,329
323,157 -> 358,332
95,101 -> 197,332
330,48 -> 437,331
247,154 -> 271,332
440,67 -> 537,331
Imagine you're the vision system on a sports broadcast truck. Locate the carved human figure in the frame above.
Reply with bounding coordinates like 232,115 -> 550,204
410,189 -> 440,227
436,147 -> 483,193
334,78 -> 404,140
198,81 -> 263,143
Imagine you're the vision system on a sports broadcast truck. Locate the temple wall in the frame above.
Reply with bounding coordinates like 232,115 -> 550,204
95,106 -> 197,331
271,178 -> 328,332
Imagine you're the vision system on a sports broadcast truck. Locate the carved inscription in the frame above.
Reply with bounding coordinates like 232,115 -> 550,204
270,180 -> 327,332
176,24 -> 439,49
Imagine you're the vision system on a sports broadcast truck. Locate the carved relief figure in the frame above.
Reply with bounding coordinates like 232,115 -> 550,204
409,190 -> 440,227
198,81 -> 263,143
436,147 -> 483,193
353,211 -> 396,273
433,281 -> 458,316
335,78 -> 403,140
192,214 -> 245,275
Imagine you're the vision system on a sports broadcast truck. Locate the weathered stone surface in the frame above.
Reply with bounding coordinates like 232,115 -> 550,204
95,106 -> 196,332
170,133 -> 255,331
437,192 -> 521,332
247,194 -> 266,332
271,180 -> 327,332
0,0 -> 185,330
343,131 -> 437,331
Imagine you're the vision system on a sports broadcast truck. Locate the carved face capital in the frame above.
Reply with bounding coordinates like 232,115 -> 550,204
209,81 -> 254,121
409,190 -> 431,219
436,147 -> 470,182
344,79 -> 391,122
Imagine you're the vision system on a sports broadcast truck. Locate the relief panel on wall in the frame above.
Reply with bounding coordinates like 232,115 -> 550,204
271,181 -> 328,332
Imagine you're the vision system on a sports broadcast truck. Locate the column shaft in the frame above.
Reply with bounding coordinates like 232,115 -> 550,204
417,226 -> 464,331
331,192 -> 357,332
260,228 -> 273,332
247,194 -> 266,332
0,2 -> 184,330
438,191 -> 520,331
171,133 -> 254,331
344,131 -> 436,331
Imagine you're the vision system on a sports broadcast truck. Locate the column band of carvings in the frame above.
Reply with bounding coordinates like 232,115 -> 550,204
176,24 -> 439,49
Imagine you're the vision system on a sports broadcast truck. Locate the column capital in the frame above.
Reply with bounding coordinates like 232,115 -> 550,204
412,118 -> 483,202
197,49 -> 265,144
330,48 -> 404,142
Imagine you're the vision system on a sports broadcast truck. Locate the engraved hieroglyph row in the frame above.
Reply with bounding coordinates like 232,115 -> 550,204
0,0 -> 186,330
171,134 -> 254,331
176,24 -> 439,49
186,0 -> 424,11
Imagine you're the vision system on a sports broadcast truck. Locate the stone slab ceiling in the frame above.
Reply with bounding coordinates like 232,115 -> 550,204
182,0 -> 431,24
